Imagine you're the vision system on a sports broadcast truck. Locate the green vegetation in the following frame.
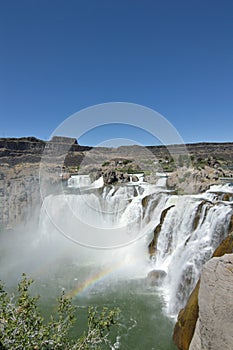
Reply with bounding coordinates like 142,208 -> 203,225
196,157 -> 207,167
102,159 -> 132,167
122,159 -> 132,165
143,170 -> 151,176
173,188 -> 185,195
160,164 -> 175,172
152,157 -> 176,172
116,168 -> 144,174
0,274 -> 120,349
102,161 -> 110,167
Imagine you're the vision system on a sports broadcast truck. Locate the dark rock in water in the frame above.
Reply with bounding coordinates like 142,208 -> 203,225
142,195 -> 150,209
222,193 -> 232,201
192,200 -> 212,231
131,175 -> 139,182
148,205 -> 175,257
147,269 -> 167,286
228,214 -> 233,233
103,170 -> 118,184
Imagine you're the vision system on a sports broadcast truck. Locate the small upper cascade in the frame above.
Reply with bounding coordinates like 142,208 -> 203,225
207,183 -> 233,194
128,173 -> 145,183
67,175 -> 104,189
68,174 -> 91,188
205,183 -> 233,203
155,172 -> 168,188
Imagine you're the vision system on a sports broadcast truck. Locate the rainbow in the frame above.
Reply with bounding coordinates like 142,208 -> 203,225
66,262 -> 123,298
29,248 -> 146,299
65,253 -> 147,299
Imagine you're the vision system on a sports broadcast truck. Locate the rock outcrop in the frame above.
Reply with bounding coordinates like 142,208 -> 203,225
167,165 -> 232,194
148,205 -> 175,256
189,254 -> 233,350
0,163 -> 41,230
173,233 -> 233,350
147,269 -> 167,286
173,281 -> 200,350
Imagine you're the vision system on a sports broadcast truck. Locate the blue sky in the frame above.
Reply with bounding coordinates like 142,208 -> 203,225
0,0 -> 232,146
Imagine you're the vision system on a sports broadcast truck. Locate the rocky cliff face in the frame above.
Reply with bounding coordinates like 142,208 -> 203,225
0,137 -> 91,230
0,163 -> 41,230
0,137 -> 45,165
189,254 -> 233,350
173,233 -> 233,350
147,142 -> 233,162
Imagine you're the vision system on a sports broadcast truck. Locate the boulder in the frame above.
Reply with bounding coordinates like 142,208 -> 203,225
147,269 -> 167,286
103,170 -> 118,184
131,175 -> 139,182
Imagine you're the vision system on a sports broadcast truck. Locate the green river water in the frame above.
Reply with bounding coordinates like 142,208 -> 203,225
33,263 -> 177,350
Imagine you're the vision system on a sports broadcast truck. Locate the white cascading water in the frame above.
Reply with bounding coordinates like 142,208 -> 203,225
39,174 -> 233,317
68,175 -> 104,189
155,192 -> 233,316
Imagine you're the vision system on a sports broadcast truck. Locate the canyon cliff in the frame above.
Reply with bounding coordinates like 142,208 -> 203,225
0,137 -> 90,229
173,233 -> 233,350
189,253 -> 233,350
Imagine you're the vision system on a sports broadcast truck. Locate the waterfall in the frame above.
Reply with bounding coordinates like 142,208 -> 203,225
39,175 -> 168,249
153,184 -> 233,316
38,175 -> 233,318
67,175 -> 104,189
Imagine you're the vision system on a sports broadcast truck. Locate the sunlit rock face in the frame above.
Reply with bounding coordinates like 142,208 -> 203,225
172,281 -> 200,350
173,233 -> 233,350
189,254 -> 233,350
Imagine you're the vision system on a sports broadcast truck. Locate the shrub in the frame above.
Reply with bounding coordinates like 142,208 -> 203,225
0,274 -> 119,349
102,162 -> 110,167
122,159 -> 132,165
